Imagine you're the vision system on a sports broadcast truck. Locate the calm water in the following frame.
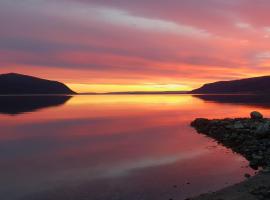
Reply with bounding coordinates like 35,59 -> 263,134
1,94 -> 266,200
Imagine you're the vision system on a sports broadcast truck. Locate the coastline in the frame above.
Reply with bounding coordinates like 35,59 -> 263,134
190,112 -> 270,200
191,171 -> 270,200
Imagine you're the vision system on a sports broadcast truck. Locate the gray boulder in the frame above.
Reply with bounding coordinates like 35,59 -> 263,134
255,122 -> 270,137
234,121 -> 244,129
250,111 -> 263,120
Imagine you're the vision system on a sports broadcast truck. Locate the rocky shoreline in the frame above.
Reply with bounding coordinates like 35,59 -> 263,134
190,111 -> 270,200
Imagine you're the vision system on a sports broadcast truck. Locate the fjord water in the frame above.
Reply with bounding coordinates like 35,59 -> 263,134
0,95 -> 264,200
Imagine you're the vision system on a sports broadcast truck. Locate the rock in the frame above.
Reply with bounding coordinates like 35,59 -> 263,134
191,118 -> 209,127
244,173 -> 251,178
249,185 -> 270,199
234,121 -> 244,129
262,167 -> 270,173
252,154 -> 263,160
255,125 -> 270,138
190,118 -> 210,132
191,112 -> 270,171
250,111 -> 263,120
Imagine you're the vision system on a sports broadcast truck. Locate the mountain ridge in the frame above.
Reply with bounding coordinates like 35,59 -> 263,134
0,73 -> 76,94
191,76 -> 270,94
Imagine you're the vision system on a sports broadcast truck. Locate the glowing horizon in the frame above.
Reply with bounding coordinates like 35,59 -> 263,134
67,83 -> 192,93
1,0 -> 270,93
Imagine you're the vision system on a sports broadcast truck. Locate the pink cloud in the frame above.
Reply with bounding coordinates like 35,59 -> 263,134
1,0 -> 270,91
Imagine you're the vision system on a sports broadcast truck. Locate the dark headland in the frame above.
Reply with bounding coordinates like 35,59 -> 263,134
191,76 -> 270,94
0,73 -> 75,94
190,112 -> 270,200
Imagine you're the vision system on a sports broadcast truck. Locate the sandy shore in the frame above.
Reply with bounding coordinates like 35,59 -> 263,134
191,171 -> 270,200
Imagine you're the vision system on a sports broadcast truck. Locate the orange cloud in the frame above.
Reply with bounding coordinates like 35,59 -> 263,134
1,0 -> 270,92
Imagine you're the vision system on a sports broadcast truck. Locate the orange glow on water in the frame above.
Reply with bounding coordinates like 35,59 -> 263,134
0,94 -> 260,199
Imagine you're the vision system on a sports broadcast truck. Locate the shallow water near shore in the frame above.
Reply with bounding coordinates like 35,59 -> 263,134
1,94 -> 267,200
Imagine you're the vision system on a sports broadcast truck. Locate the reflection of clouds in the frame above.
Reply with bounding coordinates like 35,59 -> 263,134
0,95 -> 257,199
27,150 -> 208,185
94,150 -> 208,179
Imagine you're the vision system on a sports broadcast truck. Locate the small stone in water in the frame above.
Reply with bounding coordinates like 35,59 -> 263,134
244,173 -> 251,178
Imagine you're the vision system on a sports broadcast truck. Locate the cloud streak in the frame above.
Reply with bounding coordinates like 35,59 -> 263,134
1,0 -> 270,92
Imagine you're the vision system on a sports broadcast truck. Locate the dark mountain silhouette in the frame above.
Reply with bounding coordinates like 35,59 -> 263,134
0,73 -> 76,94
191,76 -> 270,94
0,96 -> 72,115
194,94 -> 270,109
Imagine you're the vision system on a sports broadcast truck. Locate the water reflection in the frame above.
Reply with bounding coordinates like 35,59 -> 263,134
194,94 -> 270,109
0,95 -> 259,200
0,95 -> 72,115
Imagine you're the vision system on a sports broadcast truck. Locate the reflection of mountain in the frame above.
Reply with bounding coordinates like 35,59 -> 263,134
194,94 -> 270,109
0,96 -> 72,115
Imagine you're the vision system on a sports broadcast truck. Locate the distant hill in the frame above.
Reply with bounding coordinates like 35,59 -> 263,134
0,73 -> 76,94
191,76 -> 270,94
105,91 -> 188,95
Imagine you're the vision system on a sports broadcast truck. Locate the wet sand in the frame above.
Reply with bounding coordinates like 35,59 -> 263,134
192,171 -> 270,200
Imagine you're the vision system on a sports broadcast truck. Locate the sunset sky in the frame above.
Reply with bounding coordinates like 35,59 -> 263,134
1,0 -> 270,93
